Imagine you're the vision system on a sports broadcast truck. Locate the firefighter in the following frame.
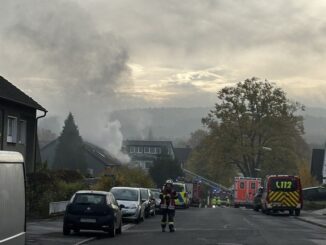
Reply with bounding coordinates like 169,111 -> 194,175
226,196 -> 230,207
217,196 -> 221,206
211,196 -> 217,207
160,179 -> 177,232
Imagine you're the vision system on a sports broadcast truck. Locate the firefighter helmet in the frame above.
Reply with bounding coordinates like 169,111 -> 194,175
166,179 -> 173,184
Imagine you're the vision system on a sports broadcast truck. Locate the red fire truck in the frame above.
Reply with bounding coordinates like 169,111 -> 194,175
233,177 -> 261,208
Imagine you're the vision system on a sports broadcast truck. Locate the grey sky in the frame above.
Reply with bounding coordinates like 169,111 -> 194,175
2,0 -> 326,110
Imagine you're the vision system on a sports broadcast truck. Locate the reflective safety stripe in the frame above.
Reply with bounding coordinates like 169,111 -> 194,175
168,206 -> 175,210
268,191 -> 300,207
161,204 -> 167,209
169,222 -> 174,225
161,222 -> 167,225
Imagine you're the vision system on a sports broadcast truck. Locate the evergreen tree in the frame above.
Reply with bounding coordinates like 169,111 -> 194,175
149,155 -> 184,187
53,113 -> 87,173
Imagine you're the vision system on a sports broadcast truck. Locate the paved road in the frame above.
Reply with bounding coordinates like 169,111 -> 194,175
88,207 -> 326,245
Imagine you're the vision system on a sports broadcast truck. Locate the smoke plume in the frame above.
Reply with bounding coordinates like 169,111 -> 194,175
0,0 -> 131,162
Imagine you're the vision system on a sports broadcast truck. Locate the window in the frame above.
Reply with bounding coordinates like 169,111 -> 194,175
150,147 -> 155,154
73,194 -> 106,205
144,147 -> 150,153
240,182 -> 245,189
136,147 -> 143,153
18,120 -> 26,144
130,146 -> 135,153
7,116 -> 17,143
251,182 -> 256,190
157,148 -> 162,154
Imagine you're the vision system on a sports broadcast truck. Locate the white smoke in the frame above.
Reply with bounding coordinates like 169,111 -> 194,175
0,0 -> 131,162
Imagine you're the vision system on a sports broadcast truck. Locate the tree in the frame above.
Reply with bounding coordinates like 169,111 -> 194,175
202,78 -> 307,177
93,166 -> 155,191
149,156 -> 184,187
53,113 -> 87,173
188,129 -> 208,149
298,162 -> 319,188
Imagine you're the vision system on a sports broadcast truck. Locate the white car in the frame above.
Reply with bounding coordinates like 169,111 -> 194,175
110,187 -> 146,223
0,151 -> 26,245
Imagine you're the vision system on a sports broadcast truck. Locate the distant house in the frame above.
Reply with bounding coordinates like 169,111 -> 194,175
174,147 -> 192,168
311,148 -> 326,184
123,140 -> 175,170
0,76 -> 47,173
41,139 -> 121,176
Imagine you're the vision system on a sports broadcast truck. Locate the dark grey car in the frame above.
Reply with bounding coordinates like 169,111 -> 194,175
63,191 -> 123,237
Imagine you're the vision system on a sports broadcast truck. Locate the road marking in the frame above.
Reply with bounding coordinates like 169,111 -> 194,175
74,224 -> 135,245
75,237 -> 96,245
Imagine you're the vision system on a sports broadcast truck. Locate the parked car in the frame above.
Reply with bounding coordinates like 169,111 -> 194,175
111,187 -> 146,223
303,186 -> 326,201
0,151 -> 26,245
140,188 -> 155,217
253,187 -> 264,211
150,189 -> 161,213
63,190 -> 123,237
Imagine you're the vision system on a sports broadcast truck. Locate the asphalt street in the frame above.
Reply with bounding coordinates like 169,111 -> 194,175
88,207 -> 326,245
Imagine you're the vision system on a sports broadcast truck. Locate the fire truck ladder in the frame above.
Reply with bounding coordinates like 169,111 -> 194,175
182,168 -> 230,192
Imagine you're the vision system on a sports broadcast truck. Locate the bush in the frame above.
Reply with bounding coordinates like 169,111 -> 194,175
93,166 -> 155,191
26,169 -> 87,218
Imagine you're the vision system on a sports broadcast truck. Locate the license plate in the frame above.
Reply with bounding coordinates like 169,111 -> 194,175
80,218 -> 96,223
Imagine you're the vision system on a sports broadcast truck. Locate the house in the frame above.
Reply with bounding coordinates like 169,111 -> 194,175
0,76 -> 47,173
311,148 -> 326,184
122,140 -> 175,170
174,147 -> 192,168
41,139 -> 121,176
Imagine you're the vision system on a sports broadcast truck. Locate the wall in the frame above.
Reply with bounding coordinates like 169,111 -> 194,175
0,99 -> 37,173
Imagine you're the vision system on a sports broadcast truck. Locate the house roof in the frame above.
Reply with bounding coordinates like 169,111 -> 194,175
0,76 -> 46,112
41,139 -> 121,167
174,147 -> 192,162
311,148 -> 324,183
84,142 -> 121,166
124,140 -> 173,147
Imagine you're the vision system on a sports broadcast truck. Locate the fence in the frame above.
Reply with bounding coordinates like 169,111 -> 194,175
49,201 -> 69,215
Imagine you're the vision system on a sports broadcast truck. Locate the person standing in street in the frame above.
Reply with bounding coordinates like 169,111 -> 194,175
160,179 -> 177,232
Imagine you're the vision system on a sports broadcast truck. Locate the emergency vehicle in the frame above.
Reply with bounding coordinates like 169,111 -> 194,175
173,182 -> 190,208
233,177 -> 261,208
261,175 -> 303,216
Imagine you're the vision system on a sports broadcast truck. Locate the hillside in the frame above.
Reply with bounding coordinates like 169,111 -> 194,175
111,107 -> 326,146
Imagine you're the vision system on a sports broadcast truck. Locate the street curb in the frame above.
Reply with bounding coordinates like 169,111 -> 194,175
296,217 -> 326,229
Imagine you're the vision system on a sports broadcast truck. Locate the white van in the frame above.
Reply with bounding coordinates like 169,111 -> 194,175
0,151 -> 26,245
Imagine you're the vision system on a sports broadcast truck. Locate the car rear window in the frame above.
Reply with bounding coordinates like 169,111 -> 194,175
270,178 -> 297,192
174,184 -> 185,192
111,188 -> 138,201
74,194 -> 106,205
152,191 -> 160,198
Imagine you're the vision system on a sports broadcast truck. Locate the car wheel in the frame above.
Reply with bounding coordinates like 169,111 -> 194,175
108,224 -> 116,237
295,209 -> 301,216
254,206 -> 259,212
135,212 -> 141,224
63,224 -> 71,236
151,209 -> 156,216
141,211 -> 145,221
289,210 -> 294,216
73,229 -> 80,233
116,219 -> 122,235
